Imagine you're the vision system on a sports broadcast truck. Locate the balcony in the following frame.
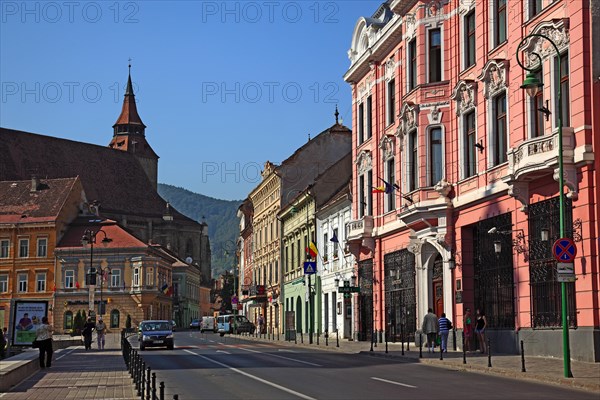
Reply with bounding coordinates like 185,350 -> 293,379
346,216 -> 374,256
503,127 -> 578,208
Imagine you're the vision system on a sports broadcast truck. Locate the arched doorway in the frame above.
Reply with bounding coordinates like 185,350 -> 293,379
432,254 -> 444,317
110,309 -> 120,329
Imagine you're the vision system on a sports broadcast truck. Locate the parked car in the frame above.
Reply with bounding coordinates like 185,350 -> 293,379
200,316 -> 216,333
138,320 -> 174,350
217,315 -> 255,336
189,318 -> 200,330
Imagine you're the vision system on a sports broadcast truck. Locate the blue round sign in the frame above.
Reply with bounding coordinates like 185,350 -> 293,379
552,238 -> 577,262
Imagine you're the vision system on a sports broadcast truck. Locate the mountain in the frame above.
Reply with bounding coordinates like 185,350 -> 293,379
157,184 -> 242,278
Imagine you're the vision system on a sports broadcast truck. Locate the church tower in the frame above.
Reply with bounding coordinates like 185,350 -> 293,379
109,65 -> 159,189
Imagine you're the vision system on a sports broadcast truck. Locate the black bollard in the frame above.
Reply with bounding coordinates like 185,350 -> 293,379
294,331 -> 297,344
317,331 -> 319,345
401,338 -> 404,356
385,330 -> 388,354
462,331 -> 467,364
325,332 -> 328,347
152,373 -> 157,400
419,333 -> 423,358
370,332 -> 374,352
140,362 -> 145,399
440,341 -> 443,360
336,330 -> 339,348
160,381 -> 165,400
488,338 -> 492,368
301,332 -> 304,344
453,329 -> 457,351
173,396 -> 179,400
521,340 -> 526,372
146,367 -> 151,400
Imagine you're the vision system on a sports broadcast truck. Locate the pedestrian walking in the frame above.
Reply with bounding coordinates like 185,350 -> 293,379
475,308 -> 487,354
96,318 -> 107,350
258,314 -> 265,334
463,308 -> 473,352
438,313 -> 452,352
82,317 -> 95,350
35,316 -> 53,368
421,308 -> 439,353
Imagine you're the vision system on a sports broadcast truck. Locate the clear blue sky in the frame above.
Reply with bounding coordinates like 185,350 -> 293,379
1,1 -> 379,200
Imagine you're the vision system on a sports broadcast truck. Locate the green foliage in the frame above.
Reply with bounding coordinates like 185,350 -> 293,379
157,183 -> 242,278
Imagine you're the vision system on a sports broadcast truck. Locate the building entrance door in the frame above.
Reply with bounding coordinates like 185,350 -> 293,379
432,254 -> 444,317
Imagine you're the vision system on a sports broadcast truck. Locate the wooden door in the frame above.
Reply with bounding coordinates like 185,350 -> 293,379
434,280 -> 444,317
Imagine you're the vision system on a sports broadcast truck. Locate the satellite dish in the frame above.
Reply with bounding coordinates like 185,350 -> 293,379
185,257 -> 193,264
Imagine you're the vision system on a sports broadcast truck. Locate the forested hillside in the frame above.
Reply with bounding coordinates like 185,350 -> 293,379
157,184 -> 242,278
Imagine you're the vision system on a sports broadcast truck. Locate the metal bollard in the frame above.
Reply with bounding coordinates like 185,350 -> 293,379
301,332 -> 303,344
419,333 -> 423,358
159,381 -> 165,400
152,372 -> 157,400
440,342 -> 443,360
453,329 -> 457,351
521,340 -> 526,372
401,339 -> 404,356
488,338 -> 492,368
336,330 -> 339,348
462,331 -> 467,364
317,331 -> 319,345
146,367 -> 151,400
173,396 -> 179,400
325,332 -> 328,347
136,357 -> 142,396
294,331 -> 297,344
140,361 -> 146,399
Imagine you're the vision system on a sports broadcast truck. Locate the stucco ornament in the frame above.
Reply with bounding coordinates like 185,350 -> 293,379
434,179 -> 452,198
355,150 -> 372,175
451,80 -> 476,115
407,237 -> 423,255
478,60 -> 508,99
521,20 -> 570,69
379,135 -> 395,161
458,0 -> 476,15
396,102 -> 419,151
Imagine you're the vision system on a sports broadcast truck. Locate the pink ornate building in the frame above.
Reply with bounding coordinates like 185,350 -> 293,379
344,0 -> 598,361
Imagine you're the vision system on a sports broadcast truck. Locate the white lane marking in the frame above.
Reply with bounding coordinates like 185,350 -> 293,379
216,350 -> 231,354
184,349 -> 316,400
278,349 -> 296,353
371,377 -> 417,388
239,347 -> 322,367
56,347 -> 78,360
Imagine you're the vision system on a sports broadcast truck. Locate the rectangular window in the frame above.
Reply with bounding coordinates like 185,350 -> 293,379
367,170 -> 373,216
324,292 -> 329,331
332,228 -> 339,258
366,96 -> 372,139
408,39 -> 417,90
529,0 -> 543,19
358,103 -> 364,144
429,29 -> 442,82
37,238 -> 47,258
332,292 -> 338,330
296,239 -> 301,268
387,79 -> 396,125
18,273 -> 27,292
531,68 -> 544,137
19,238 -> 29,258
409,130 -> 418,191
555,52 -> 570,127
323,233 -> 328,261
465,10 -> 476,68
386,158 -> 396,212
133,267 -> 140,287
465,111 -> 477,178
65,270 -> 74,288
0,239 -> 9,258
359,175 -> 365,218
494,93 -> 508,165
429,128 -> 443,186
285,246 -> 289,272
111,269 -> 121,288
0,275 -> 8,292
36,272 -> 46,292
146,268 -> 154,287
495,0 -> 507,46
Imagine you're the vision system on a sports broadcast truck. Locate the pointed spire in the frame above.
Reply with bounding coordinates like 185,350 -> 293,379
125,62 -> 134,96
335,105 -> 339,124
113,62 -> 145,134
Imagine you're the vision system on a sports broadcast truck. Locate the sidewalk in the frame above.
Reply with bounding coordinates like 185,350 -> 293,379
233,332 -> 600,393
2,333 -> 137,400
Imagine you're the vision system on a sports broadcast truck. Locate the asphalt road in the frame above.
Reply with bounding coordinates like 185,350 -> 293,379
133,331 -> 598,400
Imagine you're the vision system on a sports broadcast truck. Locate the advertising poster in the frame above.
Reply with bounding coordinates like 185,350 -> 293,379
12,301 -> 48,346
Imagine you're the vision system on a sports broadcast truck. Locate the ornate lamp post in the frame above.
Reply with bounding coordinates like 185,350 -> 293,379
82,229 -> 112,318
516,33 -> 572,378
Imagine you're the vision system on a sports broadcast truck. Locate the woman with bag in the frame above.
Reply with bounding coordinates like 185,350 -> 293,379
82,318 -> 95,350
35,316 -> 53,368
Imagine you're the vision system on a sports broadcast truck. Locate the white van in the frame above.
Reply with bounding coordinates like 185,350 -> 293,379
200,316 -> 216,333
217,314 -> 256,336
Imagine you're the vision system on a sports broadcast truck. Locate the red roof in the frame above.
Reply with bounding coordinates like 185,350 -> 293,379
0,177 -> 80,224
56,217 -> 147,250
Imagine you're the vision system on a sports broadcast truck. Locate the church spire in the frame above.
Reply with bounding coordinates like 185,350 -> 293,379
112,63 -> 146,136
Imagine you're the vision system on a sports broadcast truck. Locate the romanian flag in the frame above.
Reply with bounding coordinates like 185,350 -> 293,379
160,283 -> 169,294
372,185 -> 385,193
306,242 -> 318,258
330,233 -> 339,243
376,178 -> 399,194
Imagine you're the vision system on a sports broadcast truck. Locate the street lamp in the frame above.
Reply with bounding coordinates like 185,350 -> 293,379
82,229 -> 112,318
516,33 -> 572,378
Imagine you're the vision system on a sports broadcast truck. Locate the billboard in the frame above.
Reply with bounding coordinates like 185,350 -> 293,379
12,300 -> 48,346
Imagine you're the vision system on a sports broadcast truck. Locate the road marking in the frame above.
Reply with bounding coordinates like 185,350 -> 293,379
184,349 -> 316,400
56,348 -> 78,360
239,347 -> 322,367
278,349 -> 296,353
216,350 -> 231,354
371,377 -> 417,388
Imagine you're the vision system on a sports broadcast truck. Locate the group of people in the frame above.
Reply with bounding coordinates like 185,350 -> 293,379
421,307 -> 487,354
82,317 -> 107,350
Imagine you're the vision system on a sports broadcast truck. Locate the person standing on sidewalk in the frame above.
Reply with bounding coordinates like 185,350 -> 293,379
96,318 -> 107,350
463,308 -> 473,352
82,317 -> 95,350
35,316 -> 53,368
421,308 -> 439,353
438,313 -> 452,352
475,308 -> 487,354
258,314 -> 265,334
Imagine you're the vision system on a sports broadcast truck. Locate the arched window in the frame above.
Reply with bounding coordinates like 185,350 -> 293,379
64,311 -> 73,330
110,309 -> 120,329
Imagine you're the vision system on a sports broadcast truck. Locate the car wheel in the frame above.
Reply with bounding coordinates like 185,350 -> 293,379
219,332 -> 225,337
167,344 -> 174,350
140,345 -> 145,351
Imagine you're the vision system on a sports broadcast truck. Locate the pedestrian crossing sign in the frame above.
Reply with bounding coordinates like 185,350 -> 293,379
303,261 -> 316,275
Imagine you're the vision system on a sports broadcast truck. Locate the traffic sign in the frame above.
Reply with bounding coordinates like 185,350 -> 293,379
552,238 -> 577,262
303,261 -> 316,275
338,286 -> 360,294
556,262 -> 575,282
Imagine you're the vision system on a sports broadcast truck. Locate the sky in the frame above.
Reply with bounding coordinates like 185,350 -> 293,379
1,0 -> 381,200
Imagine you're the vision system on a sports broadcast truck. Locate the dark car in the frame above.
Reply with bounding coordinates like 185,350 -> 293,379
189,318 -> 200,330
138,320 -> 174,350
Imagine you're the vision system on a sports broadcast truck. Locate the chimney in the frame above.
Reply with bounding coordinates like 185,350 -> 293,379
31,176 -> 39,192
